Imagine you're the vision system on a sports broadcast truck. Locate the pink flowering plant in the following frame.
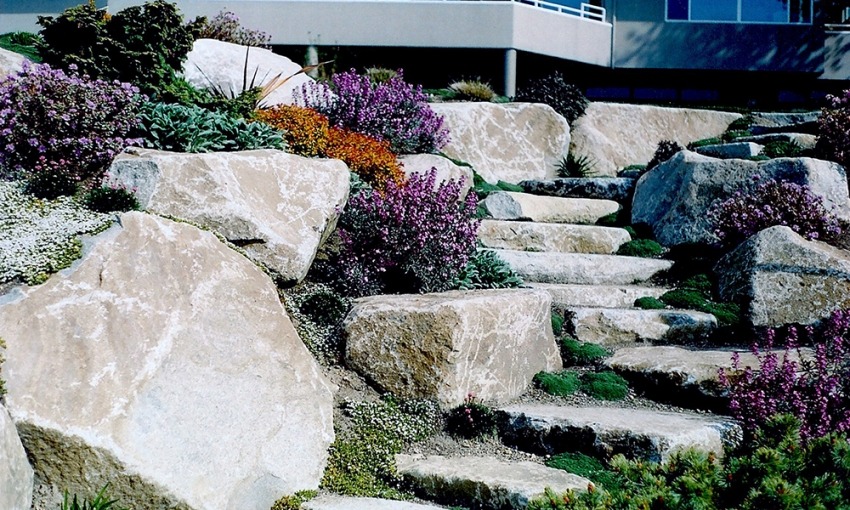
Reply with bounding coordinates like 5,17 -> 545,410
296,69 -> 449,154
720,309 -> 850,440
0,62 -> 142,188
708,177 -> 842,248
333,168 -> 479,297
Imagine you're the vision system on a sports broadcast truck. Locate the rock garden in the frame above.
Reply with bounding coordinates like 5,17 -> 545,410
2,2 -> 850,510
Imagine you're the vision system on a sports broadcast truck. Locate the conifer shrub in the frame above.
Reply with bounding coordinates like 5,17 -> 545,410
645,139 -> 684,171
0,62 -> 142,189
296,69 -> 449,154
255,105 -> 330,157
332,168 -> 479,296
515,72 -> 588,126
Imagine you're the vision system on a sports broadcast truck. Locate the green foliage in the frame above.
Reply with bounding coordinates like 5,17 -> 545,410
556,153 -> 596,178
0,32 -> 42,61
634,296 -> 666,310
446,393 -> 498,439
448,79 -> 498,102
552,313 -> 565,336
37,0 -> 196,95
471,171 -> 523,199
546,452 -> 624,492
60,485 -> 126,510
621,164 -> 647,172
761,140 -> 803,158
616,239 -> 664,258
687,137 -> 723,150
454,250 -> 523,290
680,273 -> 713,294
723,129 -> 752,142
322,396 -> 440,497
560,337 -> 609,366
82,183 -> 141,213
135,102 -> 286,153
580,371 -> 629,401
659,289 -> 741,327
646,140 -> 684,171
622,226 -> 637,239
727,115 -> 754,132
270,490 -> 318,510
534,371 -> 581,396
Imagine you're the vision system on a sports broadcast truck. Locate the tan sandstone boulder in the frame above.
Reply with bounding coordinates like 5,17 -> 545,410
0,212 -> 335,510
430,103 -> 570,184
571,102 -> 742,176
109,148 -> 350,284
0,404 -> 33,510
344,289 -> 561,406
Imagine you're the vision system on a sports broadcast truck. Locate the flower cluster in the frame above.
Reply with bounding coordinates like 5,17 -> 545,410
720,309 -> 850,439
445,393 -> 498,439
192,10 -> 272,48
708,177 -> 842,247
255,105 -> 330,157
817,89 -> 850,168
0,62 -> 142,187
333,168 -> 479,297
296,69 -> 449,154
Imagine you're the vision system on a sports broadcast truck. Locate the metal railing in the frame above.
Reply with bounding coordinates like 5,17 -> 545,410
437,0 -> 606,22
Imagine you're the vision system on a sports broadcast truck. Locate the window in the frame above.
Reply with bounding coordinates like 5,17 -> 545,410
667,0 -> 813,23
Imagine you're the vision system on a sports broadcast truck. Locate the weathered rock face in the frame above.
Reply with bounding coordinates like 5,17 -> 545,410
344,289 -> 561,406
431,102 -> 570,184
715,225 -> 850,327
0,212 -> 335,510
109,148 -> 350,284
398,154 -> 473,195
570,102 -> 742,176
481,191 -> 619,224
694,142 -> 763,159
632,151 -> 850,247
0,404 -> 33,510
0,47 -> 25,79
182,39 -> 313,106
477,220 -> 630,254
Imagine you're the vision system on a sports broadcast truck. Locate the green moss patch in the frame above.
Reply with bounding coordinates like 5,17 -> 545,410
560,337 -> 609,366
634,296 -> 666,310
546,452 -> 623,491
534,371 -> 581,396
580,371 -> 629,401
616,239 -> 664,258
659,289 -> 741,326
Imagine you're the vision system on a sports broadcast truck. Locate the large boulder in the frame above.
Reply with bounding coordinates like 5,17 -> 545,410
430,102 -> 570,184
0,404 -> 33,510
398,154 -> 473,195
631,151 -> 850,247
344,289 -> 561,406
0,47 -> 25,79
108,148 -> 350,284
181,39 -> 313,106
0,212 -> 335,510
571,103 -> 742,176
715,225 -> 850,327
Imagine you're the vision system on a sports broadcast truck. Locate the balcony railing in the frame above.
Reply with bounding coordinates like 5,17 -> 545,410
437,0 -> 606,22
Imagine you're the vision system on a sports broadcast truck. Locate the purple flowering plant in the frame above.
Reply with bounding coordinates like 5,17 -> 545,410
720,309 -> 850,440
817,89 -> 850,168
708,177 -> 842,247
334,168 -> 479,297
192,10 -> 272,48
296,69 -> 449,154
0,61 -> 142,186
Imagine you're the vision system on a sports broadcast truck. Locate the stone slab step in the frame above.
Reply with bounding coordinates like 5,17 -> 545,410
695,142 -> 762,159
519,177 -> 635,202
493,249 -> 673,286
304,495 -> 445,510
478,220 -> 631,254
497,404 -> 741,463
528,283 -> 668,309
396,454 -> 590,509
567,307 -> 717,347
604,345 -> 812,411
481,191 -> 620,224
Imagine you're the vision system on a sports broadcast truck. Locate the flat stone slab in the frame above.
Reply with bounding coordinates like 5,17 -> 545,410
520,178 -> 635,202
492,250 -> 673,285
478,220 -> 630,254
1,404 -> 33,510
749,112 -> 819,135
344,289 -> 562,406
528,283 -> 667,309
396,454 -> 590,509
497,405 -> 740,463
568,307 -> 717,347
694,142 -> 763,159
736,132 -> 818,150
304,495 -> 445,510
481,191 -> 619,224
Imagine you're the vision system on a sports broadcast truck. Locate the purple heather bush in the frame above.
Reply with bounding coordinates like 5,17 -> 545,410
0,61 -> 142,187
296,69 -> 449,154
817,89 -> 850,168
192,10 -> 272,48
720,309 -> 850,440
334,168 -> 479,297
708,177 -> 842,247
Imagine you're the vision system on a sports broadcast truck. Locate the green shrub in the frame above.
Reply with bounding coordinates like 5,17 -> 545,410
546,452 -> 624,492
83,183 -> 141,213
61,485 -> 126,510
680,273 -> 713,294
515,72 -> 588,126
761,140 -> 803,158
446,393 -> 498,439
38,0 -> 196,95
556,153 -> 595,178
686,137 -> 723,150
727,115 -> 753,132
454,250 -> 523,290
659,289 -> 741,326
560,337 -> 609,366
135,102 -> 286,153
0,32 -> 41,61
270,490 -> 318,510
448,79 -> 497,102
646,140 -> 684,171
580,372 -> 629,401
615,239 -> 664,258
622,226 -> 636,239
551,313 -> 565,336
634,296 -> 666,310
723,129 -> 752,141
534,371 -> 582,396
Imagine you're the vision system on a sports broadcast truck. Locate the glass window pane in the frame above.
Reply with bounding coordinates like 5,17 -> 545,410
691,0 -> 737,21
790,0 -> 812,22
742,0 -> 788,22
667,0 -> 688,20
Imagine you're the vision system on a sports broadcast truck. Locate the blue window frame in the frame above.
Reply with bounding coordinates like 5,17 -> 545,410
667,0 -> 813,23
